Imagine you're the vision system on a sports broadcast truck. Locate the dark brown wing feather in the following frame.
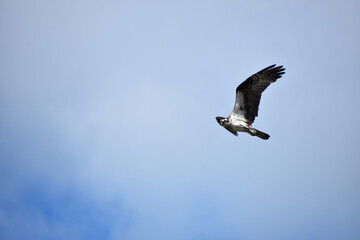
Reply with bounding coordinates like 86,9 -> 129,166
235,65 -> 285,123
224,126 -> 238,136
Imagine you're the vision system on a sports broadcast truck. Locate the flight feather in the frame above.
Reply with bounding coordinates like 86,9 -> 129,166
231,64 -> 285,123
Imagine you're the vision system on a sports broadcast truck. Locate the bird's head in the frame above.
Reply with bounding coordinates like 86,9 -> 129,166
216,116 -> 229,126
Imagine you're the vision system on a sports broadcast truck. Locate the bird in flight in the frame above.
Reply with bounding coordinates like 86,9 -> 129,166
216,64 -> 285,140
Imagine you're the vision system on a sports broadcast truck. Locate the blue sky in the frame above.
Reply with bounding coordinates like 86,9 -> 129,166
1,0 -> 360,239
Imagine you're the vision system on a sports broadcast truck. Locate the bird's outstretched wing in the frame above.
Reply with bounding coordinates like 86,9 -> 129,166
231,64 -> 285,123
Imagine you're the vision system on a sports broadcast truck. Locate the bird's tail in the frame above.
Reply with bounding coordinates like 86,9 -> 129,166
250,127 -> 270,140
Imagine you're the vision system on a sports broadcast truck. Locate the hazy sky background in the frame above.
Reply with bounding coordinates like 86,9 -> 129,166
1,0 -> 360,239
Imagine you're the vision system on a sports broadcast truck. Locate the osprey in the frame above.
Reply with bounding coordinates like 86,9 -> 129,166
216,64 -> 285,140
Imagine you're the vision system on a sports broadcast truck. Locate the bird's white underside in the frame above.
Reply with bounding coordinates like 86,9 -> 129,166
231,92 -> 247,120
227,92 -> 251,132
